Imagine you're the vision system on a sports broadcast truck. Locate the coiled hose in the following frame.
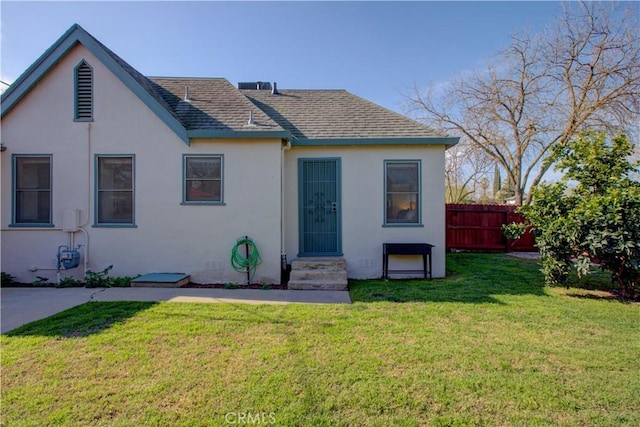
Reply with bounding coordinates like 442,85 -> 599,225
231,237 -> 262,284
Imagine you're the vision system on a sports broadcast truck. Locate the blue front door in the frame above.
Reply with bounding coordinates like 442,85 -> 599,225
299,158 -> 342,256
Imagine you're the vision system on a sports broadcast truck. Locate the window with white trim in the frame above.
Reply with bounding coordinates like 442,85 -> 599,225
385,160 -> 421,225
183,155 -> 223,204
96,155 -> 134,225
13,155 -> 52,225
74,60 -> 93,121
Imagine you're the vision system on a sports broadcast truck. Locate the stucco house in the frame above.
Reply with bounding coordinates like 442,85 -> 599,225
0,24 -> 458,288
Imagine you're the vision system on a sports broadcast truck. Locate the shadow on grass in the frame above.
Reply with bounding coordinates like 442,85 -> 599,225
4,301 -> 157,338
349,253 -> 547,304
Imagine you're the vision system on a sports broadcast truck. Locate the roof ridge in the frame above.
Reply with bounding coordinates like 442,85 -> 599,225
243,88 -> 348,92
149,76 -> 228,80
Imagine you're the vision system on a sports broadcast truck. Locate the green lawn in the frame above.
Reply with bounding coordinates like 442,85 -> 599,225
2,254 -> 639,426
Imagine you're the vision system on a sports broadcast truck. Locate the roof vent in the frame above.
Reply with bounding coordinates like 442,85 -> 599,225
247,110 -> 256,126
184,86 -> 191,102
238,81 -> 272,90
272,82 -> 279,95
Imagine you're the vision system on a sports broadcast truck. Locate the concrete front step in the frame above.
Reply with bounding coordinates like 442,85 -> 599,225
289,269 -> 347,282
288,279 -> 348,291
291,257 -> 347,271
289,257 -> 348,291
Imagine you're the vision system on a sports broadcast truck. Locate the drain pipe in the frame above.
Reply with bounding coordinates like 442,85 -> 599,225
77,122 -> 92,278
80,123 -> 92,228
280,139 -> 291,276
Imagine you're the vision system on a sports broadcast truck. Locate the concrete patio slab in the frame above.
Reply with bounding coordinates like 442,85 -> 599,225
1,288 -> 97,334
1,287 -> 351,334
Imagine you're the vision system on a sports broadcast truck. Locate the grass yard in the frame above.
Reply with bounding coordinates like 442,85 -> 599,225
2,254 -> 639,426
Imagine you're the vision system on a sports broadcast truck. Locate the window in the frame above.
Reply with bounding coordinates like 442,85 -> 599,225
74,60 -> 93,121
13,155 -> 52,225
183,155 -> 223,204
385,160 -> 421,225
96,155 -> 134,225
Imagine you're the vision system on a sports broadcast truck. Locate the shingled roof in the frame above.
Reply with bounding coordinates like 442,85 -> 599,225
242,89 -> 449,142
150,78 -> 284,133
2,24 -> 457,147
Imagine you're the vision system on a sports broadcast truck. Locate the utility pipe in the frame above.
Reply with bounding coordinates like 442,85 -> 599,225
280,139 -> 291,271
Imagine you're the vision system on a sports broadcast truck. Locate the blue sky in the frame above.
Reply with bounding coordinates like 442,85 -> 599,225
1,1 -> 566,113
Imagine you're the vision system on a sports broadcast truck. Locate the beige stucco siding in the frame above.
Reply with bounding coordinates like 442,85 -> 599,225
284,145 -> 447,279
1,44 -> 282,284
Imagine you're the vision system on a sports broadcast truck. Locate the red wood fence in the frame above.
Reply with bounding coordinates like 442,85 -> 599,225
446,204 -> 537,252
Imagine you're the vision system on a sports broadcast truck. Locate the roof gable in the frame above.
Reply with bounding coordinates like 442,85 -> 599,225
1,24 -> 189,143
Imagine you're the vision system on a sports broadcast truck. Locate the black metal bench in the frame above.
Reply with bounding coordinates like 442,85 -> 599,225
382,243 -> 434,279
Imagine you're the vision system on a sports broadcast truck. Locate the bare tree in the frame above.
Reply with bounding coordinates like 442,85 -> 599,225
445,140 -> 494,203
407,2 -> 640,205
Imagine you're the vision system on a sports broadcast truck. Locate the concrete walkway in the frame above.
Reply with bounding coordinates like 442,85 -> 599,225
0,287 -> 352,334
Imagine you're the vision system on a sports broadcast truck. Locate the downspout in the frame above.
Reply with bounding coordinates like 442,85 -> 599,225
76,123 -> 92,278
280,138 -> 291,278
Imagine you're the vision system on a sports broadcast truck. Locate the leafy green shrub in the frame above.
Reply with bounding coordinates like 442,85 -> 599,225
517,132 -> 639,299
84,265 -> 113,288
56,277 -> 83,288
502,223 -> 527,240
108,276 -> 137,287
1,272 -> 16,286
32,276 -> 51,287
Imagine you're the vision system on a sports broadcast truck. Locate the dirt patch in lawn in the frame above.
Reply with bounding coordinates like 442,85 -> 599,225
507,252 -> 541,259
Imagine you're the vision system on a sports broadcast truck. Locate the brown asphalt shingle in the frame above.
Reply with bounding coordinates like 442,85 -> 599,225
149,78 -> 284,132
241,89 -> 445,140
148,78 -> 447,140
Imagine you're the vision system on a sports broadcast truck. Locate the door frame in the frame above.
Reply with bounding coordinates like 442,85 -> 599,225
298,157 -> 343,256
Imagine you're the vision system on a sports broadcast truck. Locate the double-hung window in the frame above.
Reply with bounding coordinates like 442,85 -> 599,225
13,155 -> 52,225
384,160 -> 421,225
183,155 -> 223,204
96,155 -> 135,226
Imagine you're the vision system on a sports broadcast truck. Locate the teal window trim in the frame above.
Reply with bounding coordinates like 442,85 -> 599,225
9,224 -> 57,229
92,224 -> 138,229
179,202 -> 227,206
74,60 -> 93,122
181,154 -> 224,205
11,154 -> 54,227
93,154 -> 136,227
383,159 -> 422,227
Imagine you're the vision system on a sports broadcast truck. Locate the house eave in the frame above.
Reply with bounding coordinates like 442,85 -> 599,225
187,130 -> 292,140
291,137 -> 459,147
1,25 -> 80,118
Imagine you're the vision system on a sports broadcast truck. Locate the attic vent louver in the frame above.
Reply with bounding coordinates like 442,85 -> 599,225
74,61 -> 93,121
238,81 -> 272,90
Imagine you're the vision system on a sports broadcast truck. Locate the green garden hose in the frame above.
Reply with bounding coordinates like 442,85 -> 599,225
231,237 -> 262,284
